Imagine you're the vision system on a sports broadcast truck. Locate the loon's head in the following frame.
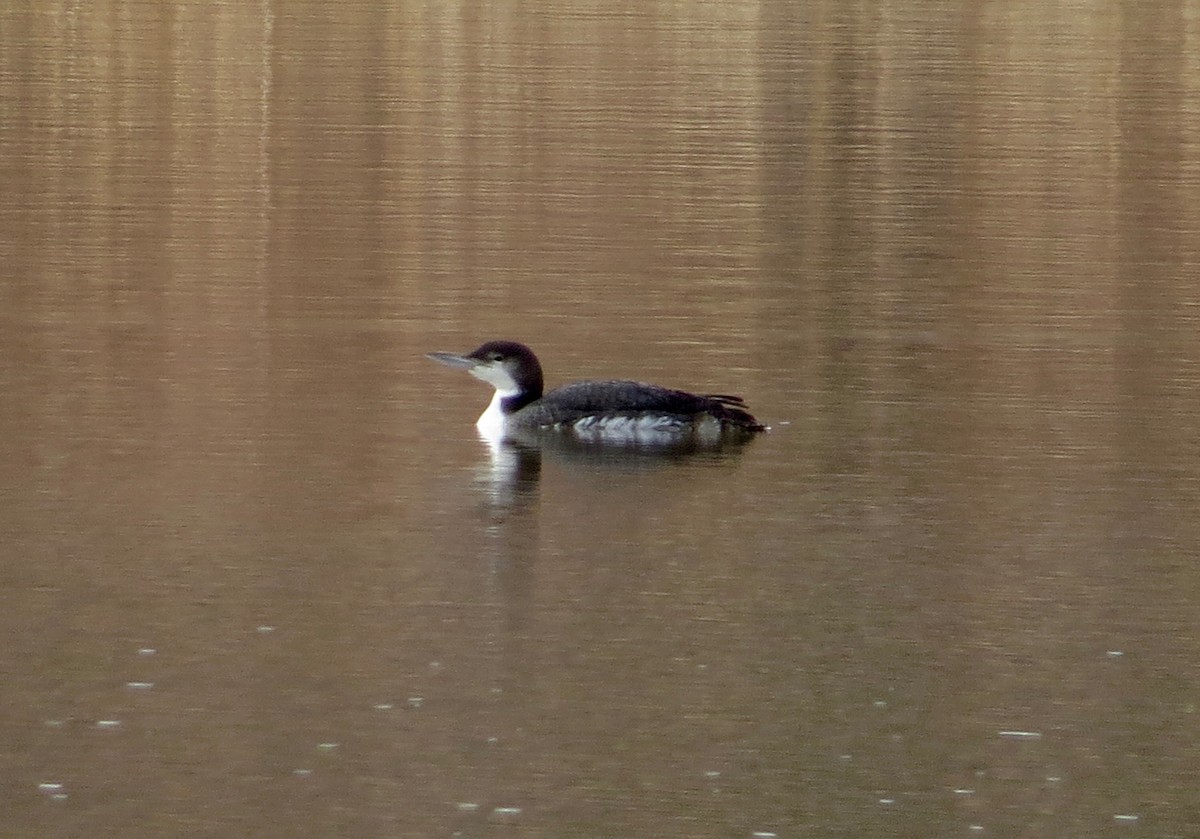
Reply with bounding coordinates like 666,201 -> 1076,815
426,340 -> 545,411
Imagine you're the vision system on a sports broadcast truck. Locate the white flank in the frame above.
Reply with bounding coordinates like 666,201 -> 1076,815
571,413 -> 692,443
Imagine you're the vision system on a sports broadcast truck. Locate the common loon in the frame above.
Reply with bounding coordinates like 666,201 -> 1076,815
426,340 -> 765,444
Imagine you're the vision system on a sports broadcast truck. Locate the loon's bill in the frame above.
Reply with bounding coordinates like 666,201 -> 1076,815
426,340 -> 765,444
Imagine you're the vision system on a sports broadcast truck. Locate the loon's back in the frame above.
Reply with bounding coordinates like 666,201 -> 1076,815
511,380 -> 764,440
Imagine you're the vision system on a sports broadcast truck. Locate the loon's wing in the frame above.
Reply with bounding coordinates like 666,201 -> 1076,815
520,380 -> 763,430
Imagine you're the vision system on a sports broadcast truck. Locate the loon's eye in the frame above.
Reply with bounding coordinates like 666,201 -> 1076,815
488,352 -> 503,362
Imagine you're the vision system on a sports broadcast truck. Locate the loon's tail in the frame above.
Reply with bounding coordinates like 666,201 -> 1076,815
703,394 -> 767,432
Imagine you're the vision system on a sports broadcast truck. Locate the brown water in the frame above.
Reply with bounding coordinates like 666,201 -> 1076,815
3,2 -> 1200,837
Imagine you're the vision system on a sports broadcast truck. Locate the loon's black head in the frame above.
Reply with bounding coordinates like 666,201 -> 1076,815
426,340 -> 545,411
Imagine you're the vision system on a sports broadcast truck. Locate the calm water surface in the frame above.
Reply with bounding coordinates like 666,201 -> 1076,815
3,1 -> 1199,837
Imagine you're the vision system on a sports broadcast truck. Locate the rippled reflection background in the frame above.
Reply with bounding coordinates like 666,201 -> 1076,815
2,2 -> 1199,837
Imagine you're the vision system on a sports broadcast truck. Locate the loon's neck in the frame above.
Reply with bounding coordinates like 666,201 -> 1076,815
476,387 -> 537,434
